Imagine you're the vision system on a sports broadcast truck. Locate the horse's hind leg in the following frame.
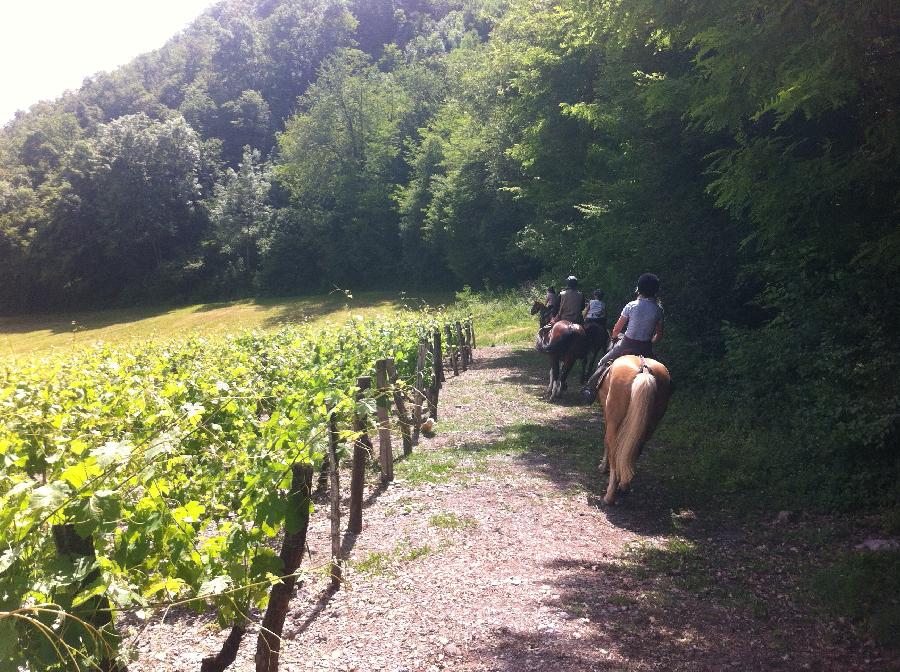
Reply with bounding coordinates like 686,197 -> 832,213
602,420 -> 619,503
560,358 -> 574,391
604,466 -> 618,504
548,359 -> 560,399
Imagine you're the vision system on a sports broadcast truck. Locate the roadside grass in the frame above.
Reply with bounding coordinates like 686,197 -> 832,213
429,512 -> 478,530
350,539 -> 434,577
808,551 -> 900,649
623,538 -> 709,592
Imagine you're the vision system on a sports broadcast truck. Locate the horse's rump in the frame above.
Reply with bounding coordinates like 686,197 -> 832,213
600,356 -> 672,496
614,370 -> 657,485
537,321 -> 586,355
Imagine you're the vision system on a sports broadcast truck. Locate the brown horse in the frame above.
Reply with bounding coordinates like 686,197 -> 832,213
595,355 -> 671,504
582,321 -> 609,376
530,300 -> 553,328
535,320 -> 588,400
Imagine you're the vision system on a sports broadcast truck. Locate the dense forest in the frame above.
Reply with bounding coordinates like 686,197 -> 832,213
1,0 -> 898,506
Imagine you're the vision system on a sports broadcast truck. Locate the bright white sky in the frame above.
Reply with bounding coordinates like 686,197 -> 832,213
0,0 -> 218,124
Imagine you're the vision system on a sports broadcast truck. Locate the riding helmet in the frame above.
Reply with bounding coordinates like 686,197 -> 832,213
566,275 -> 578,288
636,273 -> 660,297
593,289 -> 604,299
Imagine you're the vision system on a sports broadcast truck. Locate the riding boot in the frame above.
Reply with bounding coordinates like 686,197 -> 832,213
580,362 -> 608,404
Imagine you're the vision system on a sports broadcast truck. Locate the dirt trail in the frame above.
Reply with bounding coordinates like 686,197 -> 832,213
132,346 -> 890,672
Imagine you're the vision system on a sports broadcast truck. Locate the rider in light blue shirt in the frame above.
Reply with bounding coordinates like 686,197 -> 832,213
582,273 -> 663,401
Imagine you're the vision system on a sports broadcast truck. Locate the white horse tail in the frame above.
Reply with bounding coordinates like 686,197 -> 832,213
614,371 -> 657,487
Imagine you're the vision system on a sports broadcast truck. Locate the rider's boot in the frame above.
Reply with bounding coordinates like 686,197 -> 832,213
580,363 -> 608,404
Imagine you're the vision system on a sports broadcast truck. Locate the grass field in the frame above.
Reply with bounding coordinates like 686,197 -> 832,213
0,288 -> 536,358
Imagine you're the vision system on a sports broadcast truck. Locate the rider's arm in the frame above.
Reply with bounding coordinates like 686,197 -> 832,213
652,320 -> 663,343
610,315 -> 628,340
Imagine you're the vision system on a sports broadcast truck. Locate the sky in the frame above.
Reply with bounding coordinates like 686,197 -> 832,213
0,0 -> 218,124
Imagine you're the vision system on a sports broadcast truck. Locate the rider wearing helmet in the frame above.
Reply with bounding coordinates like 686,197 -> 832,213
552,275 -> 585,324
581,273 -> 663,401
583,289 -> 607,329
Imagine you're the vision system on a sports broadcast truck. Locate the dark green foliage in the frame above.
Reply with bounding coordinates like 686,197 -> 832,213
810,551 -> 900,649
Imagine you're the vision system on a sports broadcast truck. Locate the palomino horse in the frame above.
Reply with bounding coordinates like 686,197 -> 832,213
595,355 -> 671,504
530,300 -> 553,328
535,320 -> 588,399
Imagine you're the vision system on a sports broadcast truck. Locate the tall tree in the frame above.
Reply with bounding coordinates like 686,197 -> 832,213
268,49 -> 410,290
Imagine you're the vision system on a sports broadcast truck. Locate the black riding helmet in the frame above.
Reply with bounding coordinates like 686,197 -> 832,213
593,289 -> 604,300
636,273 -> 660,298
566,275 -> 578,288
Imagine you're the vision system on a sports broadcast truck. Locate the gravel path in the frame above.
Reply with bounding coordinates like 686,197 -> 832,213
130,345 -> 892,672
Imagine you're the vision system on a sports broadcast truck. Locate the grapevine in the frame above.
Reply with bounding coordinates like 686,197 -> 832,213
0,313 -> 452,670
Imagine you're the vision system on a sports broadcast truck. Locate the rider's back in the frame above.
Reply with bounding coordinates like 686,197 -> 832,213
621,297 -> 662,342
556,289 -> 584,323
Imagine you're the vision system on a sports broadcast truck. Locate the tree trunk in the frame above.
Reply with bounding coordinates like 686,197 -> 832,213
255,463 -> 313,672
201,624 -> 246,672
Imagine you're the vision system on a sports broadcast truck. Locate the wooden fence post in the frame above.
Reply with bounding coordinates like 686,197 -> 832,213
468,317 -> 476,350
375,359 -> 394,482
385,358 -> 413,457
455,321 -> 467,371
430,331 -> 442,420
412,339 -> 427,446
327,409 -> 341,588
255,462 -> 313,672
465,319 -> 474,363
349,376 -> 372,535
445,324 -> 458,376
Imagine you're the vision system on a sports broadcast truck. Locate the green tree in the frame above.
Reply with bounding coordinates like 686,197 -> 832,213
208,146 -> 273,283
270,49 -> 410,289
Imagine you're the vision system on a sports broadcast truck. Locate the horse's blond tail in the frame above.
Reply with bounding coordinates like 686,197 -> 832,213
614,371 -> 656,486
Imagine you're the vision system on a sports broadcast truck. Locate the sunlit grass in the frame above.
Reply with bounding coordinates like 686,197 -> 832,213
0,287 -> 537,359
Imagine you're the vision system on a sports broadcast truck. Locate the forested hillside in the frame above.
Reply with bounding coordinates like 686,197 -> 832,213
1,0 -> 898,506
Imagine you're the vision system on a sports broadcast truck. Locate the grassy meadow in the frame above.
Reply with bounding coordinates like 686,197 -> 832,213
0,288 -> 536,359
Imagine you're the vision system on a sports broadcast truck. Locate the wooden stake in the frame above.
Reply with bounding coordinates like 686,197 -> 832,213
385,358 -> 413,457
445,324 -> 458,376
349,376 -> 371,535
455,321 -> 467,370
412,339 -> 427,446
327,409 -> 341,588
375,359 -> 393,482
430,331 -> 442,420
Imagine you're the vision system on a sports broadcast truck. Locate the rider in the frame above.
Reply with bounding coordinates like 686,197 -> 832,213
581,273 -> 663,401
552,276 -> 585,324
545,285 -> 557,309
583,289 -> 606,329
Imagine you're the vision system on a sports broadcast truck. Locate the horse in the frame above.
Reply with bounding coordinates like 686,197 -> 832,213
594,355 -> 671,504
530,300 -> 553,328
582,321 -> 609,377
535,320 -> 589,399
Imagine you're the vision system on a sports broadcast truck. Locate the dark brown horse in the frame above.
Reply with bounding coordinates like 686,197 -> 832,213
582,321 -> 609,377
535,320 -> 589,400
